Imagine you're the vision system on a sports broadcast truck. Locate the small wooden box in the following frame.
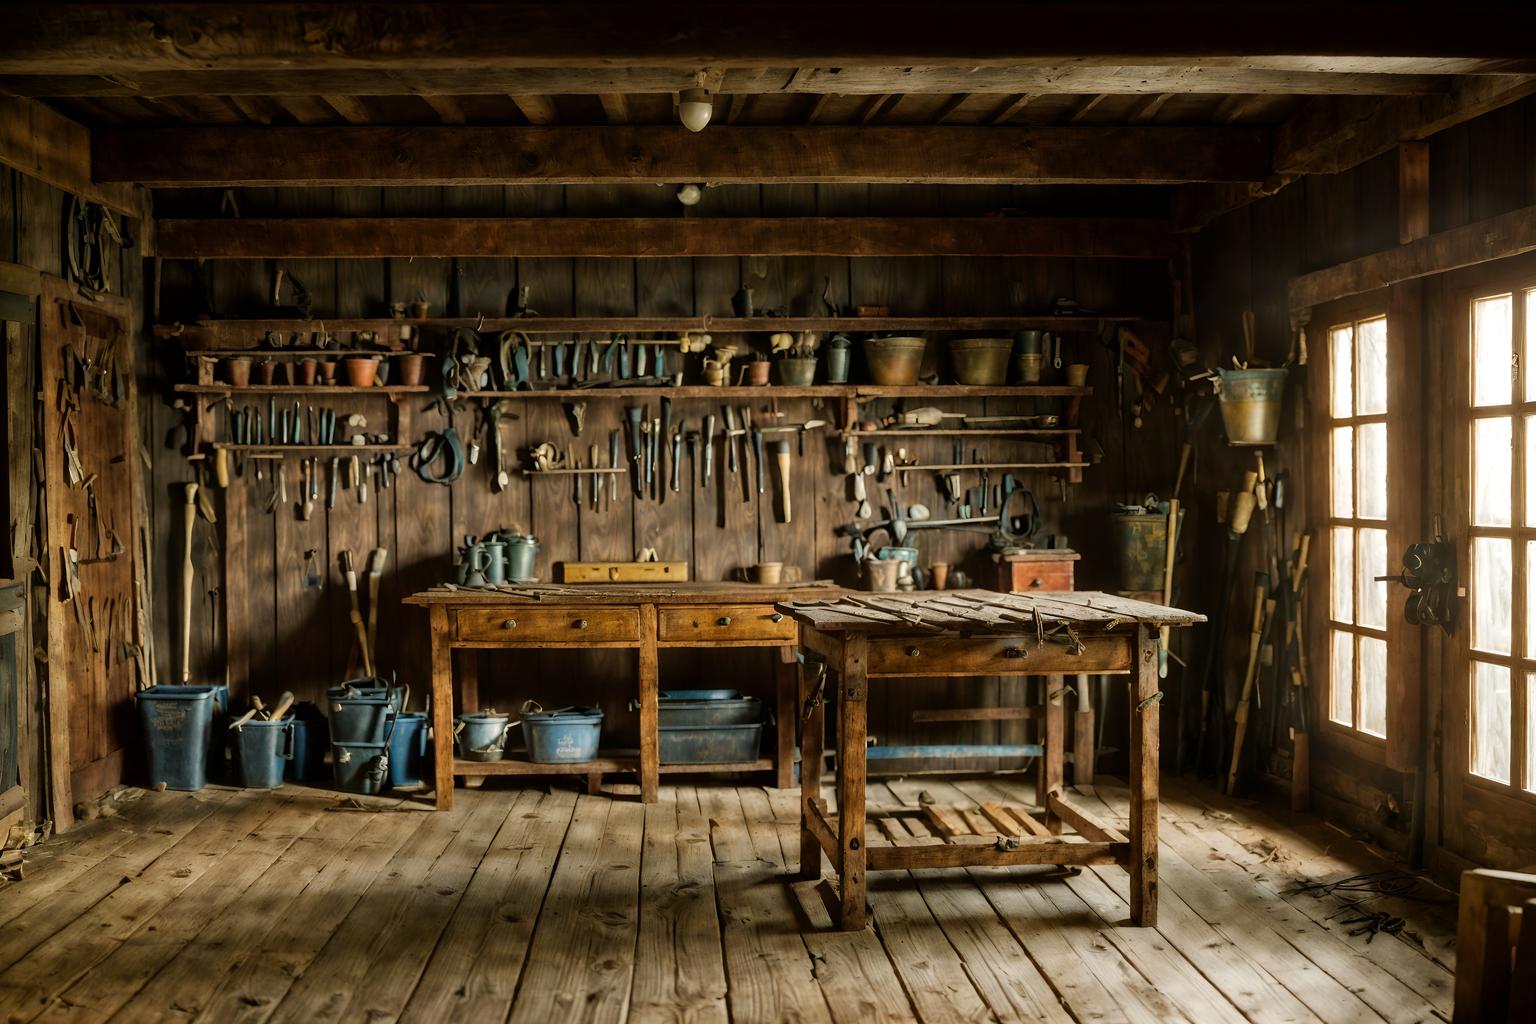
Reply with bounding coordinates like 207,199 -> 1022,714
996,550 -> 1079,593
561,561 -> 689,583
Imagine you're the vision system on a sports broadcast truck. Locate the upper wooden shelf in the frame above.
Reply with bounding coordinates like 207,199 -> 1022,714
458,385 -> 1090,400
155,314 -> 1145,346
175,384 -> 429,396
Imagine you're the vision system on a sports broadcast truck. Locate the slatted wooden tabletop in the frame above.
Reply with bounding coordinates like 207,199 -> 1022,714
777,589 -> 1205,635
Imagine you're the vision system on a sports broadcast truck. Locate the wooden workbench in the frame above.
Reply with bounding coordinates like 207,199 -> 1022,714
776,589 -> 1203,930
404,581 -> 843,809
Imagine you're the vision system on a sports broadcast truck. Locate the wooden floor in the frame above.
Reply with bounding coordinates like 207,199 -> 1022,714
0,774 -> 1456,1023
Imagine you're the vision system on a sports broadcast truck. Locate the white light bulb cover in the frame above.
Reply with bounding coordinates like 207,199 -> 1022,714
678,87 -> 713,132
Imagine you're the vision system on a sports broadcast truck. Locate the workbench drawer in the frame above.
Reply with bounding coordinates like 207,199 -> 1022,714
657,604 -> 797,644
455,606 -> 640,644
998,558 -> 1077,593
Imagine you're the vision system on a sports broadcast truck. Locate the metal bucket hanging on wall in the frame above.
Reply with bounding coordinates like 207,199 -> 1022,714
1215,367 -> 1288,446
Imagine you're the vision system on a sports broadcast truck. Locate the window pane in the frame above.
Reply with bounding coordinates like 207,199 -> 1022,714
1358,636 -> 1387,738
1357,422 -> 1387,520
1471,661 -> 1511,784
1356,316 -> 1388,415
1330,324 -> 1353,418
1527,674 -> 1536,793
1527,416 -> 1536,527
1473,416 -> 1513,527
1358,528 -> 1388,630
1332,426 -> 1354,518
1473,294 -> 1513,407
1526,289 -> 1536,402
1330,630 -> 1354,727
1528,543 -> 1536,660
1332,526 -> 1355,624
1472,536 -> 1513,655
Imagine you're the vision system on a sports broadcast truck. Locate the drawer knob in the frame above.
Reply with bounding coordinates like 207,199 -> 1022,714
573,618 -> 589,630
906,646 -> 921,658
770,613 -> 784,623
501,618 -> 518,630
1003,646 -> 1027,659
717,616 -> 733,626
1030,578 -> 1045,587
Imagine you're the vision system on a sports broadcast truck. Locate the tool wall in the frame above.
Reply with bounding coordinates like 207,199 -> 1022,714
150,183 -> 1182,767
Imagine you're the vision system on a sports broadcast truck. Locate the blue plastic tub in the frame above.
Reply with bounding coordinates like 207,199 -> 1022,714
332,740 -> 389,794
455,711 -> 510,762
235,719 -> 293,789
137,685 -> 218,791
325,685 -> 395,744
388,713 -> 429,787
285,711 -> 330,783
660,689 -> 740,701
520,706 -> 603,764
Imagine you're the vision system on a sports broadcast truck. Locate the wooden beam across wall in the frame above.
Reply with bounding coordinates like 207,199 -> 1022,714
91,125 -> 1273,187
151,216 -> 1176,260
1288,203 -> 1536,313
0,97 -> 143,217
7,5 -> 1536,73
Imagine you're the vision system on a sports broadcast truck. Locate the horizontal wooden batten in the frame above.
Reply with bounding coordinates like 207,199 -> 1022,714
1288,204 -> 1536,313
10,5 -> 1536,73
93,125 -> 1271,187
0,97 -> 142,217
151,216 -> 1175,260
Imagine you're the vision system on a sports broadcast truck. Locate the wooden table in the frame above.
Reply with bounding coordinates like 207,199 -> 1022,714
405,581 -> 843,809
777,589 -> 1204,931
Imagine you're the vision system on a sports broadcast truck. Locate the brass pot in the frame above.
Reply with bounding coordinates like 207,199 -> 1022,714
948,337 -> 1012,385
862,336 -> 926,386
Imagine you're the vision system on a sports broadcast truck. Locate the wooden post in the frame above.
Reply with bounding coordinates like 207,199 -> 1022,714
1128,625 -> 1160,926
1039,674 -> 1066,832
429,605 -> 454,812
1074,673 -> 1095,787
798,649 -> 825,881
836,633 -> 869,930
1398,141 -> 1430,244
456,651 -> 483,789
775,643 -> 798,789
637,603 -> 659,804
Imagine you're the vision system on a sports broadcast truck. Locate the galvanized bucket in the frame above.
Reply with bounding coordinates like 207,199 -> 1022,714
455,711 -> 511,762
1215,367 -> 1288,446
948,337 -> 1013,385
518,703 -> 603,764
1111,509 -> 1184,592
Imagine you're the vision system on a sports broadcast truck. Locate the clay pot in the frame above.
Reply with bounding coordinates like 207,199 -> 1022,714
929,562 -> 950,591
1065,363 -> 1090,387
344,355 -> 381,388
396,352 -> 427,387
318,359 -> 339,384
222,356 -> 252,387
744,360 -> 771,386
254,360 -> 277,386
295,358 -> 318,386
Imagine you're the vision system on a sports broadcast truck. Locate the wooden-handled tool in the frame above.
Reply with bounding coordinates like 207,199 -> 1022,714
366,547 -> 387,666
340,550 -> 373,677
773,439 -> 792,523
180,483 -> 198,682
1227,578 -> 1273,795
268,691 -> 295,723
229,707 -> 260,731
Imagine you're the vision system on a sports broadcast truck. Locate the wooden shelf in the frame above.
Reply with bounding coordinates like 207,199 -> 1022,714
658,758 -> 774,774
175,384 -> 429,396
185,349 -> 422,359
156,314 -> 1145,344
458,384 -> 1090,400
842,428 -> 1080,437
213,443 -> 413,454
452,754 -> 773,775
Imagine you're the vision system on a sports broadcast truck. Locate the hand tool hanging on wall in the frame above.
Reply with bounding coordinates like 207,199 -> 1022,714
1227,574 -> 1275,795
625,406 -> 644,497
659,398 -> 672,502
339,551 -> 373,677
180,483 -> 197,682
752,425 -> 765,495
590,443 -> 601,511
607,430 -> 620,512
366,548 -> 387,667
723,406 -> 739,476
773,440 -> 793,523
702,414 -> 716,487
670,421 -> 684,493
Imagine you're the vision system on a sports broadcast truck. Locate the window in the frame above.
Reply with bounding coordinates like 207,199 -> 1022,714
1464,289 -> 1536,793
1325,316 -> 1390,740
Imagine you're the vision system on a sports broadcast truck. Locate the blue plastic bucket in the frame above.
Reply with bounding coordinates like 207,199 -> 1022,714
235,719 -> 293,789
388,713 -> 429,787
332,740 -> 389,794
455,712 -> 510,762
325,685 -> 395,744
286,712 -> 330,783
137,685 -> 217,791
520,706 -> 603,764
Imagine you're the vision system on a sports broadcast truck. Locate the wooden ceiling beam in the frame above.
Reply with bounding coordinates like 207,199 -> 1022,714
421,95 -> 468,125
597,93 -> 629,125
0,65 -> 1475,99
319,95 -> 373,124
932,94 -> 970,125
508,95 -> 558,125
93,125 -> 1273,186
986,95 -> 1034,125
1126,93 -> 1173,124
9,5 -> 1536,72
0,96 -> 143,216
150,216 -> 1177,260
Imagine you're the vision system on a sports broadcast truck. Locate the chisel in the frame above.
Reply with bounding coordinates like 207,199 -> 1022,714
608,429 -> 620,512
590,443 -> 600,511
752,427 -> 765,494
723,406 -> 738,474
670,421 -> 683,492
703,414 -> 716,485
626,406 -> 644,496
641,418 -> 654,495
659,398 -> 672,501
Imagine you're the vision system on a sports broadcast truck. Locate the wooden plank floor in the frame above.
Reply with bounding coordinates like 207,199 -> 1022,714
0,775 -> 1456,1023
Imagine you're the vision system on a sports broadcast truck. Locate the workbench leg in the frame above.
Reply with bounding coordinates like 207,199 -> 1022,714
797,654 -> 825,881
586,772 -> 603,796
1074,673 -> 1095,788
836,635 -> 869,930
637,607 -> 659,804
1129,626 -> 1160,926
429,607 -> 454,812
457,651 -> 484,789
775,645 -> 797,789
1038,675 -> 1065,832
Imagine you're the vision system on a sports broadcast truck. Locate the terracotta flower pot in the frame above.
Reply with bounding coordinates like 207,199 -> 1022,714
344,356 -> 381,388
296,358 -> 318,386
396,352 -> 427,387
254,360 -> 276,386
744,360 -> 771,386
318,359 -> 339,384
222,356 -> 252,387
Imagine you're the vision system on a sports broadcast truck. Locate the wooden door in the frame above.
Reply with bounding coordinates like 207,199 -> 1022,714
1440,255 -> 1536,866
39,277 -> 144,828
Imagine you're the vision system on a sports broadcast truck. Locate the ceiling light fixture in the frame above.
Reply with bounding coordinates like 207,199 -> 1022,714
678,87 -> 713,132
676,183 -> 704,206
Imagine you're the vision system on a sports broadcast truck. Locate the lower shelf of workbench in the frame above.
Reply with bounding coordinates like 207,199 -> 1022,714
452,753 -> 774,775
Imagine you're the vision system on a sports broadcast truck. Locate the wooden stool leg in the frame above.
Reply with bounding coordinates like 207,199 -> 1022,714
836,635 -> 869,930
1074,673 -> 1095,788
637,607 -> 659,804
775,645 -> 797,789
457,651 -> 485,788
429,606 -> 454,811
1040,674 -> 1066,832
797,655 -> 825,880
1129,626 -> 1160,926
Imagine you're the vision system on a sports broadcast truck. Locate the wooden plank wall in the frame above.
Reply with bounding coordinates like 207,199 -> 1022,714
148,183 -> 1180,768
1189,95 -> 1536,866
0,166 -> 145,819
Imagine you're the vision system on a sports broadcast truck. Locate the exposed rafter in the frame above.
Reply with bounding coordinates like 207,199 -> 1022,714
421,95 -> 467,125
597,93 -> 629,125
508,94 -> 558,125
987,95 -> 1033,125
932,93 -> 970,125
